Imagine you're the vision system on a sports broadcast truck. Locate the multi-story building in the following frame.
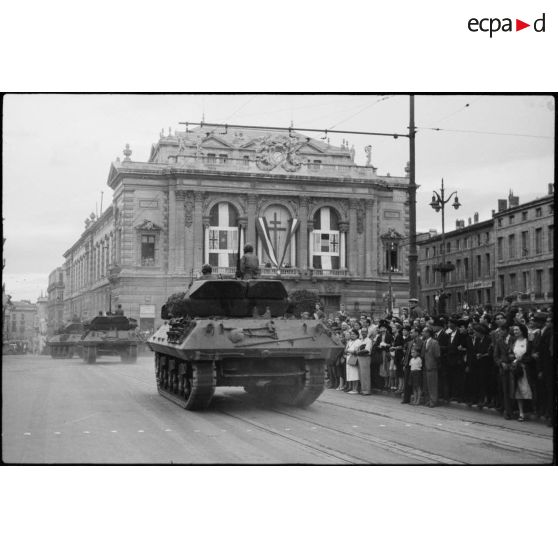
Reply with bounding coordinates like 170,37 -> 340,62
62,125 -> 412,328
418,214 -> 494,314
418,185 -> 554,314
4,299 -> 37,347
494,185 -> 554,308
46,267 -> 65,335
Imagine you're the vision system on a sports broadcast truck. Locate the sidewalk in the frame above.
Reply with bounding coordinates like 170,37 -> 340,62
324,383 -> 554,427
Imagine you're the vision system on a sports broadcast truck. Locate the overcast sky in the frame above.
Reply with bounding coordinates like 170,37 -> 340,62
3,94 -> 554,300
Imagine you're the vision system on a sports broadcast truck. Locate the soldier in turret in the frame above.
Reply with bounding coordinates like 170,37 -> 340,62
199,263 -> 213,281
239,244 -> 260,279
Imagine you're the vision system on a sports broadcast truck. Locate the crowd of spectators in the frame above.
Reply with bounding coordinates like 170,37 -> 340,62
321,301 -> 554,427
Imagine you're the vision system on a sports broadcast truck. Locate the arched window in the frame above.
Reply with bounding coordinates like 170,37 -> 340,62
207,202 -> 239,268
311,207 -> 340,270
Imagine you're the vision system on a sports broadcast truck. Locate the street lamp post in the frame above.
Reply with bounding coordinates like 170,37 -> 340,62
429,179 -> 461,311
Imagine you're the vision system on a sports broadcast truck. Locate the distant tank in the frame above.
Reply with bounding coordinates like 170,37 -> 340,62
47,323 -> 84,359
79,315 -> 139,364
147,279 -> 343,410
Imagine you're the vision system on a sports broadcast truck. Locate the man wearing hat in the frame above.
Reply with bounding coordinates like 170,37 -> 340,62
446,315 -> 468,402
531,312 -> 553,426
199,263 -> 213,280
470,323 -> 492,408
492,312 -> 515,419
409,298 -> 425,320
239,244 -> 260,279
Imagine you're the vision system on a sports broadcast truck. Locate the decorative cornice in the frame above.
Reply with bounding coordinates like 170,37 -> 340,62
135,219 -> 162,232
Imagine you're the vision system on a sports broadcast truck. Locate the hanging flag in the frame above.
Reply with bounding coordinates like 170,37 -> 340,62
256,216 -> 279,267
277,218 -> 299,268
312,207 -> 340,270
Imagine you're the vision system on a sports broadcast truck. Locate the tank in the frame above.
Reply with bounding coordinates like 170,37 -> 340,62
47,322 -> 84,359
79,315 -> 139,364
147,279 -> 344,410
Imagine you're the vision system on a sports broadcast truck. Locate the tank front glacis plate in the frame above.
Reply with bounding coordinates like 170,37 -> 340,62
148,318 -> 343,362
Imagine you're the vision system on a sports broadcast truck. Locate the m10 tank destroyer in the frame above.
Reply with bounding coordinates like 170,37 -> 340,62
47,323 -> 84,359
79,315 -> 139,364
147,279 -> 344,410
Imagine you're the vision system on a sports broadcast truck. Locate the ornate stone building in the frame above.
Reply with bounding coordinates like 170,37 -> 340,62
62,125 -> 411,328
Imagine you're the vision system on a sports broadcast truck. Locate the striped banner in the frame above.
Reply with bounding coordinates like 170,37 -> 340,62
256,217 -> 279,267
278,218 -> 299,268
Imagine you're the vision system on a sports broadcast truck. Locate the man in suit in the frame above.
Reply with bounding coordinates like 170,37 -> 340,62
531,312 -> 554,427
421,326 -> 441,407
446,316 -> 468,402
492,313 -> 515,420
470,323 -> 493,408
433,317 -> 450,403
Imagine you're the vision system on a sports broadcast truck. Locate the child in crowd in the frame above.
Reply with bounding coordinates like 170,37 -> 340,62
409,347 -> 423,405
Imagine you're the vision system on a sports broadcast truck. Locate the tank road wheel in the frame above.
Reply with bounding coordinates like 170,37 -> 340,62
156,356 -> 216,410
275,359 -> 326,408
85,346 -> 97,364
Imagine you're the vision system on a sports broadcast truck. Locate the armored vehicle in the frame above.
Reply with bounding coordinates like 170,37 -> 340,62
79,315 -> 139,364
47,323 -> 84,359
147,279 -> 343,410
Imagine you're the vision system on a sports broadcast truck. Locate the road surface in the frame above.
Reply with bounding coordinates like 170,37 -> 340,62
2,354 -> 554,464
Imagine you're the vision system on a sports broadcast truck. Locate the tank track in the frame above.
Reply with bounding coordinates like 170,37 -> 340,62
155,353 -> 216,410
272,359 -> 326,407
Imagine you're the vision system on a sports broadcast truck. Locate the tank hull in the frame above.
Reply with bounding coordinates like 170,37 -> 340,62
47,331 -> 84,359
148,317 -> 343,410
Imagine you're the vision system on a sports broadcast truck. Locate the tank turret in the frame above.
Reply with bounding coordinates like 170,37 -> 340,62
148,278 -> 343,410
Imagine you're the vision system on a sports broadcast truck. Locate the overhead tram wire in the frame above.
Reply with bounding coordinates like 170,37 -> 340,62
416,126 -> 553,139
328,95 -> 395,130
178,120 -> 409,139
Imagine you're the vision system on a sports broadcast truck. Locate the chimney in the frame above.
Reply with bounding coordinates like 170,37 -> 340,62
498,199 -> 508,212
429,228 -> 437,236
509,195 -> 519,208
474,212 -> 479,223
468,217 -> 472,226
492,209 -> 495,217
549,183 -> 554,195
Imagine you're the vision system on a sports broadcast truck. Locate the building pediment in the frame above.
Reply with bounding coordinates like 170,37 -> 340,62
107,162 -> 120,187
200,136 -> 233,149
135,219 -> 162,231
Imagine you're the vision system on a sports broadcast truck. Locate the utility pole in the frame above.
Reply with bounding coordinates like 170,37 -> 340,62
408,95 -> 418,299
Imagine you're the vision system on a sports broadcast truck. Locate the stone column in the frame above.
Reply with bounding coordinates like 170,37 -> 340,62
365,199 -> 374,277
348,199 -> 358,275
307,221 -> 314,269
175,190 -> 186,272
298,197 -> 309,270
247,194 -> 257,246
168,185 -> 176,273
339,222 -> 348,269
203,216 -> 210,265
193,191 -> 204,273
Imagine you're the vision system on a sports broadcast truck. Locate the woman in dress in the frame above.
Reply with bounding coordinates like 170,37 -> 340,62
357,326 -> 373,395
510,323 -> 534,422
345,329 -> 361,394
373,320 -> 393,390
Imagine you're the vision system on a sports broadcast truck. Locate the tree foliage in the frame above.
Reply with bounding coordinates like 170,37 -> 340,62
288,289 -> 320,317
